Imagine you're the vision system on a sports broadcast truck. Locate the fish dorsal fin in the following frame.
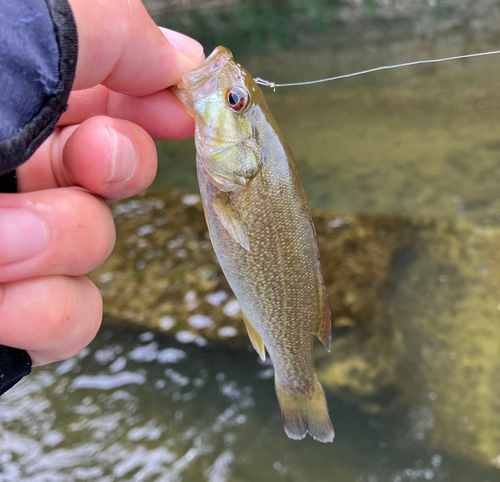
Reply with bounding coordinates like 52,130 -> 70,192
212,191 -> 250,251
240,306 -> 266,360
315,292 -> 331,352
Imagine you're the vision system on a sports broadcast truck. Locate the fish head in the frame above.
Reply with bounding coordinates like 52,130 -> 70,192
173,46 -> 267,192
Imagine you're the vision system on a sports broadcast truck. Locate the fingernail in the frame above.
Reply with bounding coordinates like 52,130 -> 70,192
159,27 -> 204,62
0,209 -> 48,265
106,128 -> 137,183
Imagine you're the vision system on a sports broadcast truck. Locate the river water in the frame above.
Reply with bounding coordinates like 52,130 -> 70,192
155,35 -> 500,225
2,322 -> 497,482
1,8 -> 500,482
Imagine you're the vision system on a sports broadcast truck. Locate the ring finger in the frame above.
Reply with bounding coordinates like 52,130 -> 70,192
0,187 -> 115,284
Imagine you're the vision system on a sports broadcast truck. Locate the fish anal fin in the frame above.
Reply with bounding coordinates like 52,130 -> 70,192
212,192 -> 250,251
241,306 -> 266,361
275,376 -> 334,443
315,292 -> 331,352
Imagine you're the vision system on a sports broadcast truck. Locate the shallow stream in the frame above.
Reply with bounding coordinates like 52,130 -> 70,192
1,7 -> 500,482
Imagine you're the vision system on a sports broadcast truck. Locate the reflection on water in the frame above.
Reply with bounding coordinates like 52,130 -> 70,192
0,322 -> 497,481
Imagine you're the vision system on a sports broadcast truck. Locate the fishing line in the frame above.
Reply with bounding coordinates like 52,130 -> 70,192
254,50 -> 500,90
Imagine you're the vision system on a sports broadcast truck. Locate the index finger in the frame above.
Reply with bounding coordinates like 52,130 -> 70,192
69,0 -> 204,95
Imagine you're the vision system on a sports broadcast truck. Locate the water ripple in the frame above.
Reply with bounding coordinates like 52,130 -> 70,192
71,372 -> 146,390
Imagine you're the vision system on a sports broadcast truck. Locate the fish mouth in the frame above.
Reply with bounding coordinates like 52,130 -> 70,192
177,46 -> 233,92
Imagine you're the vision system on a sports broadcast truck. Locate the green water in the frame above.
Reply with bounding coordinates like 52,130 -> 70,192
154,36 -> 500,226
2,6 -> 500,482
1,322 -> 497,481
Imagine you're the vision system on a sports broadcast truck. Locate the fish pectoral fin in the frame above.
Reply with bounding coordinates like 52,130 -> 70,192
241,306 -> 266,361
212,191 -> 250,251
315,292 -> 332,352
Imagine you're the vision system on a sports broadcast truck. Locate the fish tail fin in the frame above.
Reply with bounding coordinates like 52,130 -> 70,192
275,376 -> 334,443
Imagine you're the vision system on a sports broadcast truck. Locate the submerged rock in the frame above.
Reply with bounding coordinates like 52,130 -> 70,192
390,223 -> 500,469
89,191 -> 418,411
91,193 -> 247,348
89,191 -> 500,468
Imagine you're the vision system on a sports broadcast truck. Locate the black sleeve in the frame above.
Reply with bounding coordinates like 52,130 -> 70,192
0,0 -> 78,175
0,0 -> 78,396
0,346 -> 33,396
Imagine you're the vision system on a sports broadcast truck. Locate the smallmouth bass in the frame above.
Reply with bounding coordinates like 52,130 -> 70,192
173,47 -> 334,443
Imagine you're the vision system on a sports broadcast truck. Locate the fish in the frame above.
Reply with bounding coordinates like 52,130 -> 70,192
173,46 -> 334,443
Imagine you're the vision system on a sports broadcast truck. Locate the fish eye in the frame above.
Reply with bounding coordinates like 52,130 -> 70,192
225,86 -> 249,112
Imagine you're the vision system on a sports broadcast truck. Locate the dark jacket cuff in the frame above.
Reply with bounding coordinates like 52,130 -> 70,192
0,0 -> 78,175
0,346 -> 32,396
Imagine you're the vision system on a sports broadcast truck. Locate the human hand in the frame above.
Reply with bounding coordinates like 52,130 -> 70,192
0,0 -> 203,366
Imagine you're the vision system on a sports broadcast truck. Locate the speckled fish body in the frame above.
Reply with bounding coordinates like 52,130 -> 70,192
173,47 -> 334,442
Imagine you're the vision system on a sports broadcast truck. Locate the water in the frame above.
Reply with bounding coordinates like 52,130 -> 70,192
1,323 -> 496,482
154,36 -> 500,226
2,4 -> 500,481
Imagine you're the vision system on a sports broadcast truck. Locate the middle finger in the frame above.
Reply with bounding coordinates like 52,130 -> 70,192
0,188 -> 115,283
